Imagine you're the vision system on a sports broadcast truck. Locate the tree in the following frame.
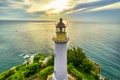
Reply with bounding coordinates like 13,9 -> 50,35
67,47 -> 94,73
7,71 -> 25,80
67,47 -> 86,66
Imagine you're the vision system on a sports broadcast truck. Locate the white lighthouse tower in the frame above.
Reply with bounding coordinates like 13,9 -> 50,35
53,18 -> 69,80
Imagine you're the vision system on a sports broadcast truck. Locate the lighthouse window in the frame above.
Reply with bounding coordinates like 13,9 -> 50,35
56,28 -> 65,32
57,28 -> 60,32
61,28 -> 65,32
64,28 -> 65,32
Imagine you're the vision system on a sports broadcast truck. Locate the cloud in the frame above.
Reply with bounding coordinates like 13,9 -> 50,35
0,0 -> 25,10
0,1 -> 8,7
0,0 -> 120,20
1,0 -> 116,15
66,8 -> 87,14
24,0 -> 73,15
66,0 -> 120,14
88,2 -> 120,12
24,0 -> 52,12
24,0 -> 100,15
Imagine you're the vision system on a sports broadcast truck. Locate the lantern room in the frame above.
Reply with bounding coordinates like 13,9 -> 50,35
53,18 -> 68,43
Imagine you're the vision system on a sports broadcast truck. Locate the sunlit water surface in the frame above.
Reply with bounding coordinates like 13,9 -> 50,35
0,21 -> 120,80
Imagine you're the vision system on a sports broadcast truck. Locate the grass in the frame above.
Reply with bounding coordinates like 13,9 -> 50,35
68,64 -> 95,80
0,47 -> 103,80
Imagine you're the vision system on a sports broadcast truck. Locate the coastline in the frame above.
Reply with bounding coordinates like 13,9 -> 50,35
0,47 -> 109,80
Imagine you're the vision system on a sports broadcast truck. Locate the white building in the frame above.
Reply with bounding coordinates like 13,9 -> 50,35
53,18 -> 69,80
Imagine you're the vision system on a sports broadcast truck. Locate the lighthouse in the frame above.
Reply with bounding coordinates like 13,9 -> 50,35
53,18 -> 69,80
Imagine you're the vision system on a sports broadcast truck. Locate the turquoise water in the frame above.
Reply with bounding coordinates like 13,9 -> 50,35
0,21 -> 120,79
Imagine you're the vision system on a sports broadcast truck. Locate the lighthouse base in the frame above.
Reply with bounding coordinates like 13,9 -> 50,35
47,73 -> 76,80
53,74 -> 68,80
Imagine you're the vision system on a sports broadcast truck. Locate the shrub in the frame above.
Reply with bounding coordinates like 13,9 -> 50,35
104,77 -> 109,80
23,63 -> 39,77
34,56 -> 40,63
16,64 -> 25,71
0,71 -> 9,80
7,71 -> 25,80
68,64 -> 82,80
94,74 -> 100,80
37,66 -> 54,79
0,69 -> 15,80
67,47 -> 95,73
45,55 -> 54,67
67,47 -> 86,67
79,59 -> 94,73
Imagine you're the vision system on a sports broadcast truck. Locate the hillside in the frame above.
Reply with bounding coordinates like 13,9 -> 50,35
0,47 -> 109,80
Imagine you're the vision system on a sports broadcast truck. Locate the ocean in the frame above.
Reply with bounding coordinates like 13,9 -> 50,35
0,20 -> 120,80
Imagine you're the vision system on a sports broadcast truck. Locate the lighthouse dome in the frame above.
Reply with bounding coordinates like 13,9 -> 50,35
56,18 -> 66,28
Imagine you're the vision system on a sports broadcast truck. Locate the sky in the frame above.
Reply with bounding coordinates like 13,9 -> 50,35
0,0 -> 120,22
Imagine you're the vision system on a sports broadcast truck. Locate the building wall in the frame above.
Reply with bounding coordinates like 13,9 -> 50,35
54,42 -> 68,80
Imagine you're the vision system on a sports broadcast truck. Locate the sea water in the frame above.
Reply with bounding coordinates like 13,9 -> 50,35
0,21 -> 120,80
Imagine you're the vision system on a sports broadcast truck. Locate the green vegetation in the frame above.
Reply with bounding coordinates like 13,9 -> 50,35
0,69 -> 15,80
23,63 -> 39,77
34,54 -> 45,63
7,71 -> 25,80
104,77 -> 109,80
37,66 -> 54,80
45,55 -> 54,67
67,47 -> 95,73
0,47 -> 106,80
67,47 -> 99,80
